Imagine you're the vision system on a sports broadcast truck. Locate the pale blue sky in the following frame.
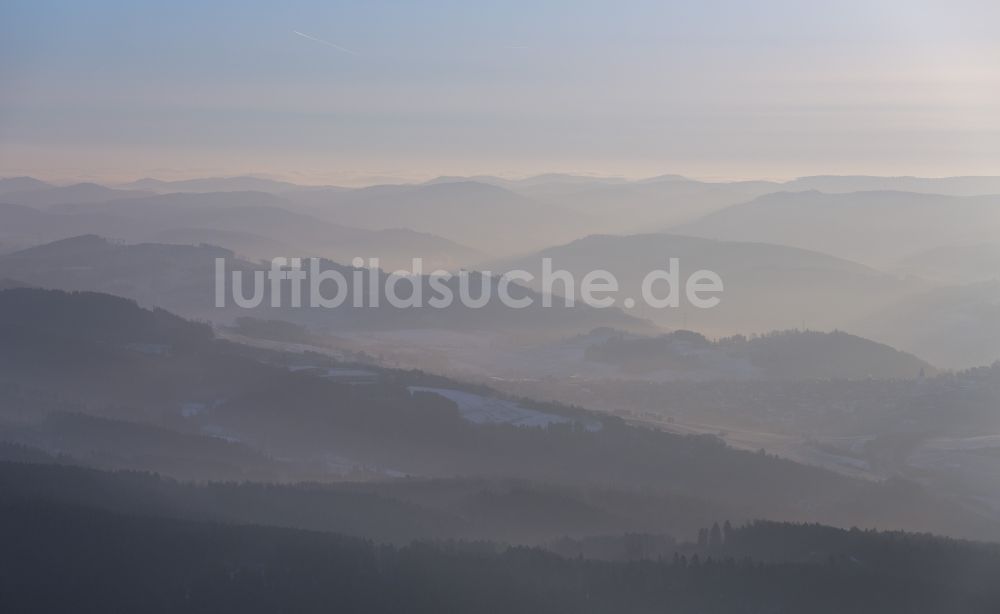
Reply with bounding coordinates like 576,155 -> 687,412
2,0 -> 998,183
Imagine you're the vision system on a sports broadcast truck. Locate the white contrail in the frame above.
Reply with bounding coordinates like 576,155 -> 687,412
293,30 -> 359,56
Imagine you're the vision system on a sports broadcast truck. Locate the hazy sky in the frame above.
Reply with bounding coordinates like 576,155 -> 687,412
2,0 -> 999,183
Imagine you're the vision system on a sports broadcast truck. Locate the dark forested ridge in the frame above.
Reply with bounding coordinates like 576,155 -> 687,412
0,493 -> 998,614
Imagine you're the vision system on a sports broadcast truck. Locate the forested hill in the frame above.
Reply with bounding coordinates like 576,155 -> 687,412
1,288 -> 997,540
1,494 -> 998,614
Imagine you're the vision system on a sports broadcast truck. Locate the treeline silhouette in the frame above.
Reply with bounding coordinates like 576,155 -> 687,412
1,496 -> 999,614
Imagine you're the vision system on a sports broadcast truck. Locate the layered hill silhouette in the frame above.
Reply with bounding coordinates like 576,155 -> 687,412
0,287 -> 991,539
675,190 -> 1000,267
506,175 -> 782,233
3,182 -> 154,207
894,243 -> 1000,285
0,176 -> 52,195
284,180 -> 589,256
0,236 -> 653,336
852,281 -> 1000,369
0,191 -> 483,270
782,175 -> 1000,196
493,233 -> 925,334
120,175 -> 335,194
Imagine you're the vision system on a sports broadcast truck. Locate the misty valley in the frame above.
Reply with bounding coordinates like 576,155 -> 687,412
0,171 -> 998,613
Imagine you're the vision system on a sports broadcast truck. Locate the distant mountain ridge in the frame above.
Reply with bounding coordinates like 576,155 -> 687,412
3,182 -> 154,207
852,281 -> 1000,369
284,180 -> 586,255
0,176 -> 52,195
120,176 -> 338,194
0,190 -> 484,271
894,243 -> 1000,284
674,190 -> 1000,267
784,175 -> 1000,196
